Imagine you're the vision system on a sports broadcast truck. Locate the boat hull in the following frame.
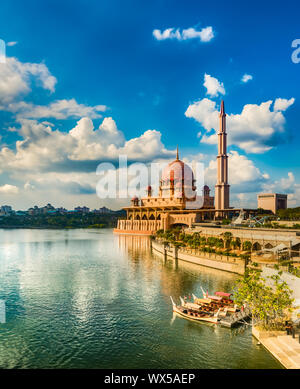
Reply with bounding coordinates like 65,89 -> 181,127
173,305 -> 219,324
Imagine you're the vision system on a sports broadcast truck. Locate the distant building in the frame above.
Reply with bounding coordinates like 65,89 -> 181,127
56,207 -> 67,214
15,211 -> 26,216
0,205 -> 13,216
257,193 -> 288,214
74,206 -> 90,213
28,206 -> 40,215
93,207 -> 113,214
27,204 -> 56,215
42,203 -> 56,214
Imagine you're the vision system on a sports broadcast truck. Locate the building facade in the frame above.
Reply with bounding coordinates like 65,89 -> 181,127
257,193 -> 288,214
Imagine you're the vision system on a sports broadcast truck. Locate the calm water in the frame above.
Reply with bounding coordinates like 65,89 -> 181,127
0,228 -> 281,369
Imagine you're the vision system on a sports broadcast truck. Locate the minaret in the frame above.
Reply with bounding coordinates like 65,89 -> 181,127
215,100 -> 230,213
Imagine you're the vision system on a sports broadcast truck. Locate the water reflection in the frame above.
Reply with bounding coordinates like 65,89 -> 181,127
0,229 -> 281,369
117,234 -> 238,301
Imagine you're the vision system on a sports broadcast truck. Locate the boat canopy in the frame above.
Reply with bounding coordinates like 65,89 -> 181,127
215,292 -> 231,297
195,298 -> 211,304
185,302 -> 201,310
208,295 -> 223,301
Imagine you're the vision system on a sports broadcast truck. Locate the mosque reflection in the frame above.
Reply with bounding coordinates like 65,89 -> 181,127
116,234 -> 238,302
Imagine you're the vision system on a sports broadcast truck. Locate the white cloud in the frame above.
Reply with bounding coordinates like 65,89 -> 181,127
7,41 -> 18,47
153,26 -> 214,42
261,171 -> 300,207
0,117 -> 174,173
0,184 -> 19,194
0,57 -> 108,121
153,28 -> 181,41
274,98 -> 295,112
0,57 -> 57,106
8,99 -> 107,120
241,74 -> 253,83
204,150 -> 268,190
203,74 -> 225,97
280,171 -> 295,190
185,97 -> 295,153
24,182 -> 35,191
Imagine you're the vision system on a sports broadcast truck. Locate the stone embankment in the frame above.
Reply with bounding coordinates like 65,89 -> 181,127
151,240 -> 245,275
252,327 -> 300,369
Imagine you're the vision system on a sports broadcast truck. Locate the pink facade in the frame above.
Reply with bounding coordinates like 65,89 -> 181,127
115,101 -> 231,234
215,101 -> 230,212
257,193 -> 287,214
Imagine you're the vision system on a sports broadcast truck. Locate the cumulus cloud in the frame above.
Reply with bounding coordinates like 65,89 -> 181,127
174,150 -> 271,208
8,99 -> 107,120
274,98 -> 295,112
0,117 -> 174,174
241,74 -> 253,83
204,150 -> 268,193
261,171 -> 300,207
185,97 -> 295,153
0,57 -> 56,106
0,184 -> 19,194
203,74 -> 225,97
153,26 -> 214,42
0,57 -> 107,120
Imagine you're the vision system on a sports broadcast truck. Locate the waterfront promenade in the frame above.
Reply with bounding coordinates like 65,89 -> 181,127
151,240 -> 246,275
252,327 -> 300,369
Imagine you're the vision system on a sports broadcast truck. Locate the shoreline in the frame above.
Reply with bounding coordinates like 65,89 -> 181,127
151,239 -> 245,275
0,226 -> 113,230
252,326 -> 300,369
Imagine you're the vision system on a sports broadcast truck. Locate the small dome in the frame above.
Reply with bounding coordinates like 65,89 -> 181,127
131,196 -> 138,201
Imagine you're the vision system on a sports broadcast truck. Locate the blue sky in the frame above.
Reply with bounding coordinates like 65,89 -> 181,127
0,0 -> 299,210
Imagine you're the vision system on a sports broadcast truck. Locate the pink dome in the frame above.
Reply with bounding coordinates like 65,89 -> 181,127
161,159 -> 194,184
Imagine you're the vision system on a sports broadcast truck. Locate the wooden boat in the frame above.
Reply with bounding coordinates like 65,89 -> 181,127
170,296 -> 251,328
195,288 -> 238,313
170,296 -> 221,324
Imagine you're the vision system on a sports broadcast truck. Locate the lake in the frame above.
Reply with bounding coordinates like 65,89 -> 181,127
0,228 -> 281,368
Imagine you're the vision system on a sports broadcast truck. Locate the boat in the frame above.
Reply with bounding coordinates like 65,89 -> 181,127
170,296 -> 221,324
195,287 -> 238,312
170,294 -> 251,328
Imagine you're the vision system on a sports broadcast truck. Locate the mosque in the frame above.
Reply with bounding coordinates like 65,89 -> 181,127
115,101 -> 235,235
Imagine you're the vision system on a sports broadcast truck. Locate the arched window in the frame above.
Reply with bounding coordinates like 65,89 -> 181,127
265,243 -> 274,249
252,242 -> 261,251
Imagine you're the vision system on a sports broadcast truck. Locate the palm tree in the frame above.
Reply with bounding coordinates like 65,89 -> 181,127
223,232 -> 233,249
243,241 -> 252,251
235,237 -> 241,249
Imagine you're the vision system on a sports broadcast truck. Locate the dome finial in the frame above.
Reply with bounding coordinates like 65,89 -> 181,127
176,145 -> 179,160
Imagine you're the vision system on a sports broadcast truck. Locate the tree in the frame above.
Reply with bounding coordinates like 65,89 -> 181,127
235,237 -> 241,249
234,266 -> 293,330
222,219 -> 231,225
223,232 -> 233,249
243,241 -> 252,251
216,239 -> 224,249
